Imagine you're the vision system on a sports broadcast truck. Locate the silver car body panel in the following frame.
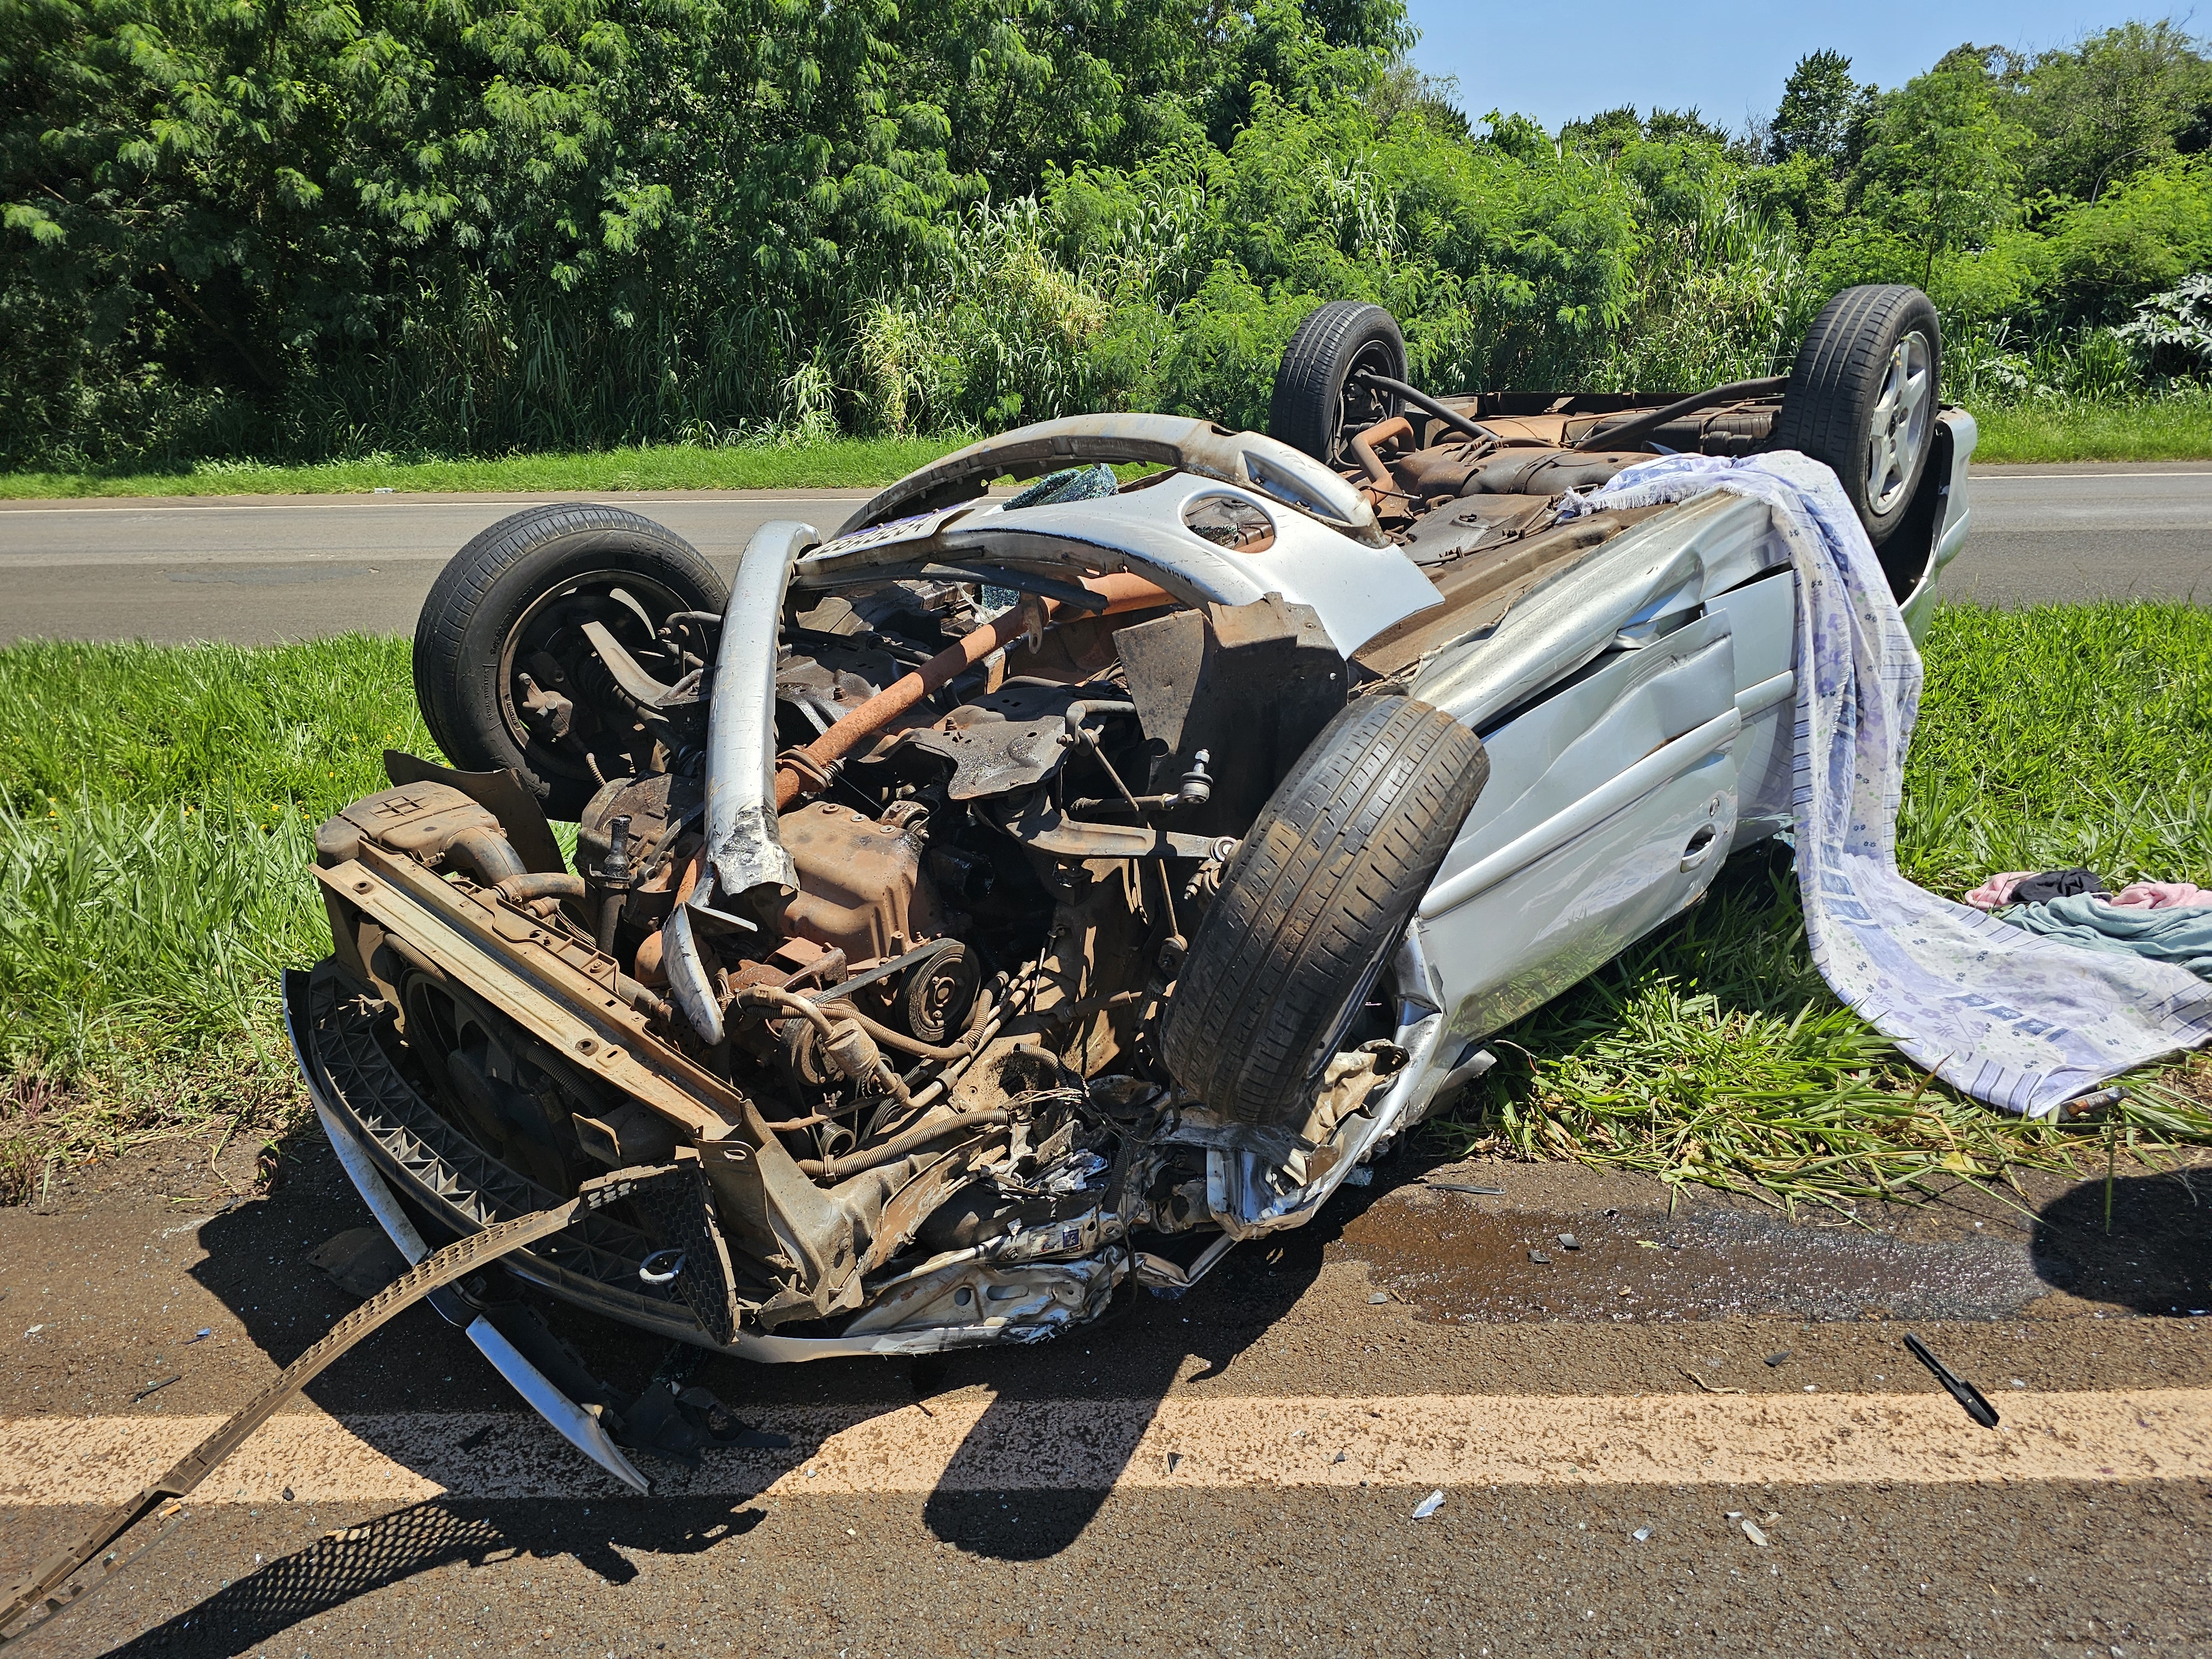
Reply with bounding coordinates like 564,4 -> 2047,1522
796,467 -> 1442,659
832,412 -> 1389,546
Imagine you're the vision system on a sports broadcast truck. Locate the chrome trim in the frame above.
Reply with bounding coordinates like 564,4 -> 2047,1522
704,519 -> 813,914
290,995 -> 651,1494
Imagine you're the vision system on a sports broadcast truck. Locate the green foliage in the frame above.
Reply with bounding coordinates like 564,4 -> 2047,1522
0,636 -> 430,1152
2005,20 -> 2212,202
1768,49 -> 1875,172
1850,54 -> 2029,289
6,2 -> 2212,470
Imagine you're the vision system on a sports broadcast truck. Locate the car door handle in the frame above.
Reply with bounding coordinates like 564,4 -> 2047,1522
1679,823 -> 1721,872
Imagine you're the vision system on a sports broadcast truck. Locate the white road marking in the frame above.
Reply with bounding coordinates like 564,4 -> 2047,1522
4,1389 -> 2205,1505
1969,471 -> 2212,482
0,493 -> 877,516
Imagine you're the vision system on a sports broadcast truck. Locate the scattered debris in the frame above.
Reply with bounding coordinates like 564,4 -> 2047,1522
129,1376 -> 179,1404
184,1328 -> 212,1345
1556,1233 -> 1580,1250
1332,1451 -> 1348,1464
1167,1453 -> 1183,1473
2011,1379 -> 2027,1389
1631,1527 -> 1652,1542
457,1425 -> 494,1454
1637,1240 -> 1663,1249
1764,1349 -> 1791,1368
1367,1291 -> 1391,1305
1425,1182 -> 1505,1196
281,1487 -> 295,1501
1528,1250 -> 1552,1265
1678,1368 -> 1744,1396
1411,1490 -> 1445,1520
1903,1332 -> 2000,1428
1741,1518 -> 1768,1547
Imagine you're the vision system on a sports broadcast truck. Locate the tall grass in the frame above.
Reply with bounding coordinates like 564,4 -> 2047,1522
0,639 -> 429,1173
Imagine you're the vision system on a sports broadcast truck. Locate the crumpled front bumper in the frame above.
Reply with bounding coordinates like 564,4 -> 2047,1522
284,965 -> 1119,1362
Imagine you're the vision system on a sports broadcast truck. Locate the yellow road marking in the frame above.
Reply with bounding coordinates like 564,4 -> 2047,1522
4,1390 -> 2204,1506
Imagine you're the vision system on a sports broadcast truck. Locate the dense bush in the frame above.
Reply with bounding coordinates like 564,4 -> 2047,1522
3,0 -> 2208,468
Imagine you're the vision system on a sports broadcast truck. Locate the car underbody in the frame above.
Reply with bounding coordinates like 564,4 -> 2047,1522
292,289 -> 1972,1392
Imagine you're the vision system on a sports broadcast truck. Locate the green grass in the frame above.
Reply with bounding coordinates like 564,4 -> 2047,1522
1968,393 -> 2212,465
0,637 -> 432,1185
1435,600 -> 2212,1207
2,603 -> 2209,1207
0,436 -> 968,501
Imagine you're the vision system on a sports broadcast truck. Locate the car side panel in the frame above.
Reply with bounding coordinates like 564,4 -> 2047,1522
1415,611 -> 1741,1046
1707,567 -> 1798,843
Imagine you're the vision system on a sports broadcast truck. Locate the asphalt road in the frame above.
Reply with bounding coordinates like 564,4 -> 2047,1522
1,462 -> 2206,647
1952,462 -> 2212,608
4,1132 -> 2209,1655
0,489 -> 877,648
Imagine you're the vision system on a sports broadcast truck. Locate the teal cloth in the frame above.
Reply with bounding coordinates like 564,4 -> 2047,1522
2000,896 -> 2212,980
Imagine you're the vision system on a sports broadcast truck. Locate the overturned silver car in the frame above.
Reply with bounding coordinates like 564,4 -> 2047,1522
288,284 -> 1969,1446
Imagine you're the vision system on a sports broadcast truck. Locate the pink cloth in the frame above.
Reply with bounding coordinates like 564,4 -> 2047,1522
2106,881 -> 2212,910
1966,872 -> 2210,912
1965,872 -> 2035,911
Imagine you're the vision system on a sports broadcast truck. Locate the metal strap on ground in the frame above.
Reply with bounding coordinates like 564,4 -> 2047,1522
0,1198 -> 591,1645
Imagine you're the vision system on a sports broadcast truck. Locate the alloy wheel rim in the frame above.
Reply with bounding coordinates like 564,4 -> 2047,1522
1865,331 -> 1934,515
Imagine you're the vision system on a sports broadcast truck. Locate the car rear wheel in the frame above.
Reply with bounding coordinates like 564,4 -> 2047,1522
1771,284 -> 1942,548
414,504 -> 728,820
1161,696 -> 1488,1129
1269,300 -> 1407,467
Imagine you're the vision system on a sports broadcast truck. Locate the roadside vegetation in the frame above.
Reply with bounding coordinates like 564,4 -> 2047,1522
0,438 -> 968,503
2,603 -> 2209,1208
2,400 -> 2197,502
8,7 -> 2212,483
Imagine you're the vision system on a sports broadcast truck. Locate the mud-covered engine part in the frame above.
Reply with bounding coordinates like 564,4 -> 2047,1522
1114,593 -> 1348,834
314,782 -> 528,885
778,800 -> 950,962
577,769 -> 702,943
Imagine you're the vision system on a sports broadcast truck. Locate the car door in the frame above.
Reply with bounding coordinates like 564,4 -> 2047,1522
1402,491 -> 1793,1044
1413,609 -> 1743,1039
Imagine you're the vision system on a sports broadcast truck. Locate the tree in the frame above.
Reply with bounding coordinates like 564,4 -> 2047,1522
1769,50 -> 1875,171
2007,21 -> 2212,201
1851,56 -> 2028,287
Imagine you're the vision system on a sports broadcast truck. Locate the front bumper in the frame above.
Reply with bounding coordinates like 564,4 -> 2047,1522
285,966 -> 1121,1362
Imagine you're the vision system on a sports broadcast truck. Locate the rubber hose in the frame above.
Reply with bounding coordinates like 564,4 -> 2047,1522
795,1109 -> 1011,1182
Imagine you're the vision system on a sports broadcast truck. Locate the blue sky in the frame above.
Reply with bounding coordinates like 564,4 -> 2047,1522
1402,2 -> 2191,134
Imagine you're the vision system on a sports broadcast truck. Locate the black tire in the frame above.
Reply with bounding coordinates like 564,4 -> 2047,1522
1771,285 -> 1942,548
413,504 -> 727,820
1161,696 -> 1488,1129
1268,300 -> 1407,466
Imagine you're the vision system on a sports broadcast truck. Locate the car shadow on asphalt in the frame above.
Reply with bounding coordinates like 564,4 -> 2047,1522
103,1495 -> 763,1658
2031,1170 -> 2212,1314
908,1172 -> 1401,1561
174,1114 -> 1408,1582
